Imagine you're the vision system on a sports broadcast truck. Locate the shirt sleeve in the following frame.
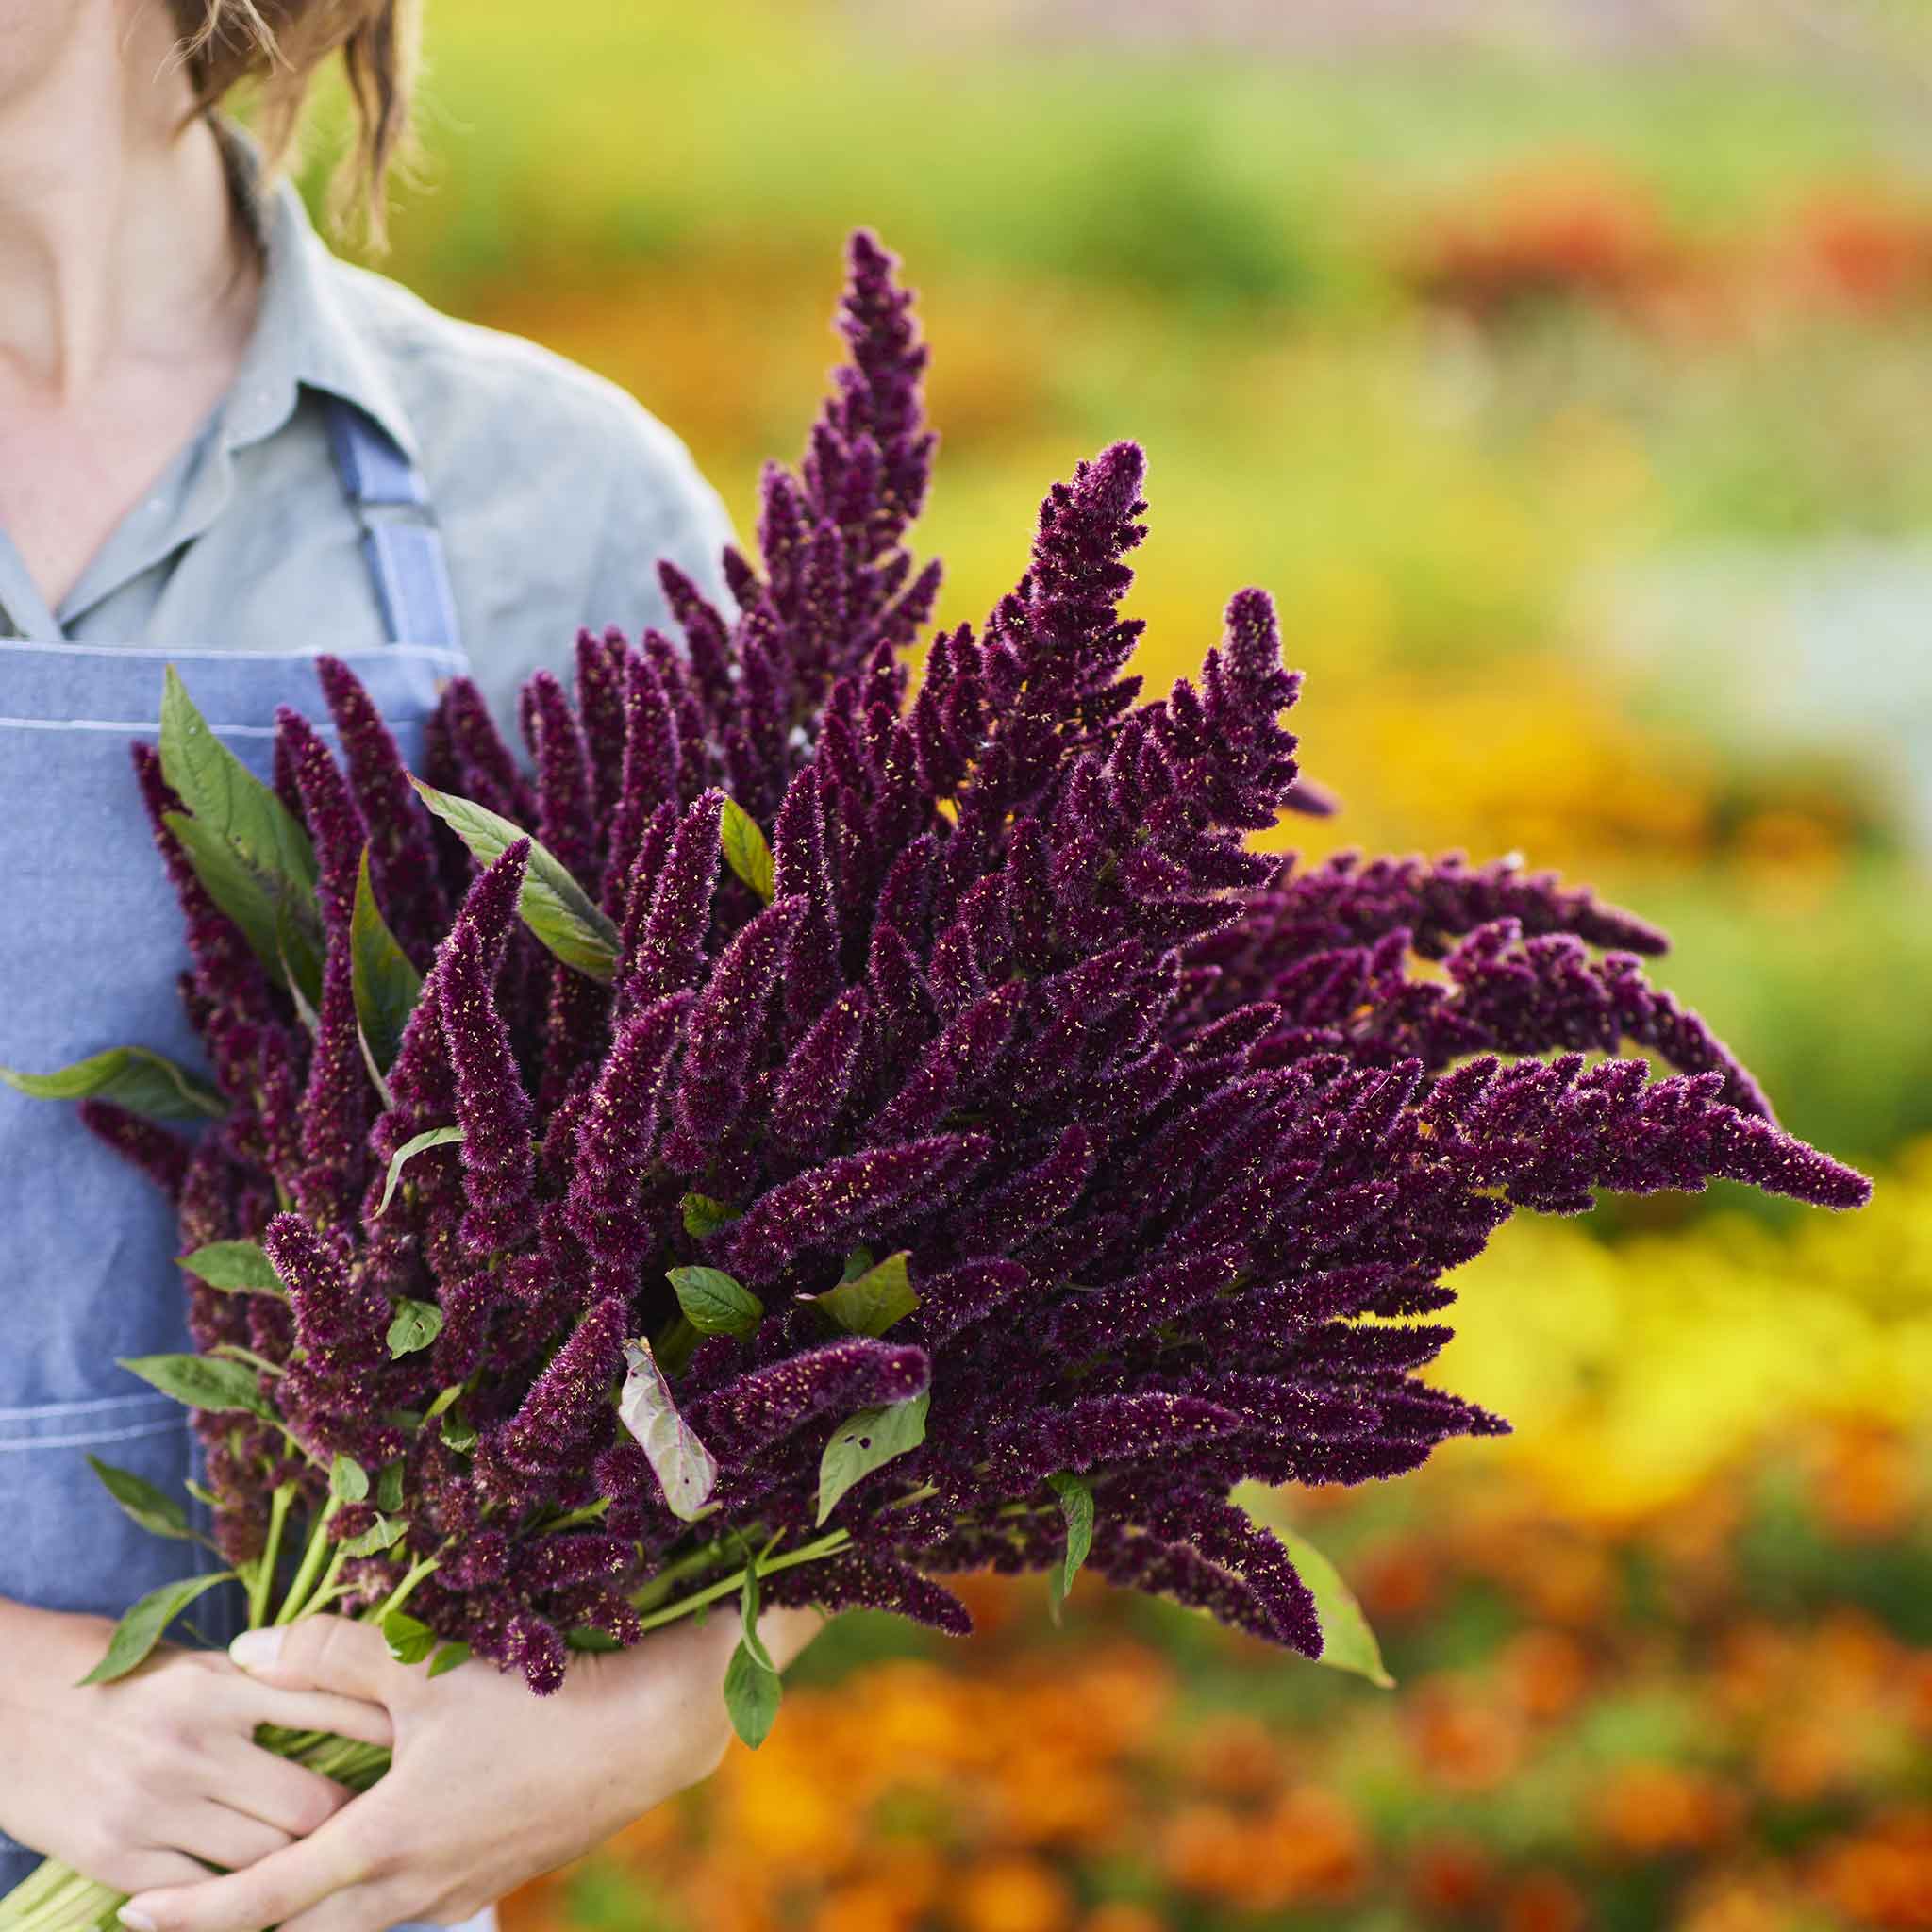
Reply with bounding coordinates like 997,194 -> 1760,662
580,404 -> 740,652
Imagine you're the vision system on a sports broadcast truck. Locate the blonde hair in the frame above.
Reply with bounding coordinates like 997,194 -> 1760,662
169,0 -> 421,244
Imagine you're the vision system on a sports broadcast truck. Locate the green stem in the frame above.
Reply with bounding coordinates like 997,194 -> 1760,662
626,1535 -> 732,1613
366,1555 -> 440,1625
538,1497 -> 610,1534
630,1530 -> 850,1635
248,1481 -> 297,1630
274,1495 -> 341,1624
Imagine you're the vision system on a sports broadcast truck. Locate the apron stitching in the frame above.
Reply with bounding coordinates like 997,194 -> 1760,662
0,717 -> 341,737
0,1419 -> 188,1452
0,1391 -> 181,1420
0,641 -> 465,664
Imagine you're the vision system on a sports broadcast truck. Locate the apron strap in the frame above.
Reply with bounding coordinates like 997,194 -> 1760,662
325,398 -> 464,654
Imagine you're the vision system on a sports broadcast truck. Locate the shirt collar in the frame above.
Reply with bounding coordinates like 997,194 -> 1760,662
215,123 -> 422,463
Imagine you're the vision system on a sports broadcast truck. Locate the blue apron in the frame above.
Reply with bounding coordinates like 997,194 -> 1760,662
0,404 -> 491,1932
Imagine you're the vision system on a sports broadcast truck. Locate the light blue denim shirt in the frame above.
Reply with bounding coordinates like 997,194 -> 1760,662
0,142 -> 737,729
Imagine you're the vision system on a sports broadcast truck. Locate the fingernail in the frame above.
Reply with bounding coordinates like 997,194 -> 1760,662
230,1627 -> 284,1671
119,1909 -> 158,1932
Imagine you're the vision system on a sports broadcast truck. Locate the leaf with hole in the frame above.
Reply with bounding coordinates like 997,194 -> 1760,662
386,1298 -> 443,1358
817,1391 -> 928,1525
616,1339 -> 718,1523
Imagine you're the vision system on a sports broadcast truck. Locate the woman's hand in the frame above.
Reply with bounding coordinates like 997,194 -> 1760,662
115,1604 -> 824,1932
0,1599 -> 393,1896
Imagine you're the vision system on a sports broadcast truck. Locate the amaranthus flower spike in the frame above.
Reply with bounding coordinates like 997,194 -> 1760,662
50,227 -> 1864,1726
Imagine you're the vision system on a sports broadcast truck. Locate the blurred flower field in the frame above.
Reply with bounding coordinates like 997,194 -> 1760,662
313,3 -> 1932,1922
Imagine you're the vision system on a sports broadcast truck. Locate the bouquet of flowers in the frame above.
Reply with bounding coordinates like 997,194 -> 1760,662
0,231 -> 1867,1932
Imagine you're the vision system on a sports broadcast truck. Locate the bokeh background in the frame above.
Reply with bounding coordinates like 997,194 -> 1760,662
314,3 -> 1932,1925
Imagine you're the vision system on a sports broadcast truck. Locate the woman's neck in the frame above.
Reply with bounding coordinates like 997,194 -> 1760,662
0,1 -> 258,400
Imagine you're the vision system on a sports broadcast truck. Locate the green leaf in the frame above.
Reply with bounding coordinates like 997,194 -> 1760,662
840,1247 -> 874,1282
178,1240 -> 285,1297
86,1457 -> 192,1541
165,808 -> 325,1008
375,1124 -> 464,1216
1274,1524 -> 1394,1690
427,1641 -> 471,1677
565,1627 -> 624,1654
1047,1472 -> 1094,1616
338,1515 -> 407,1557
350,848 -> 423,1072
376,1461 -> 406,1513
680,1192 -> 741,1239
410,780 -> 619,982
719,796 -> 775,904
666,1266 -> 764,1339
616,1339 -> 719,1522
386,1297 -> 444,1358
118,1352 -> 272,1420
381,1610 -> 439,1666
158,666 -> 317,892
1,1045 -> 225,1123
440,1411 -> 477,1454
77,1571 -> 235,1685
723,1637 -> 782,1749
330,1454 -> 370,1503
810,1251 -> 916,1338
424,1383 -> 465,1421
817,1391 -> 929,1526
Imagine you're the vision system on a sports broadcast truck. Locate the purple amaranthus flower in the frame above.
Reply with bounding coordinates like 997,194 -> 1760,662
67,228 -> 1868,1710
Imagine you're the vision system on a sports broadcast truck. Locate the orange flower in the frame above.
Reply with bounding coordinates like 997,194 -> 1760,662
951,1857 -> 1076,1932
1077,1907 -> 1168,1932
1592,1762 -> 1741,1857
1807,1809 -> 1932,1929
1499,1628 -> 1593,1724
1406,1835 -> 1497,1916
810,1879 -> 926,1932
1174,1715 -> 1284,1800
1499,1869 -> 1588,1932
1407,1683 -> 1527,1792
1159,1790 -> 1364,1912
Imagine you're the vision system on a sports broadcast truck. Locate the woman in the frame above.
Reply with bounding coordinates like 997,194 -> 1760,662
0,6 -> 821,1930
